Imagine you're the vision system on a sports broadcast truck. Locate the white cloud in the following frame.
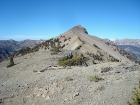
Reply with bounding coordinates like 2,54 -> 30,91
110,38 -> 118,41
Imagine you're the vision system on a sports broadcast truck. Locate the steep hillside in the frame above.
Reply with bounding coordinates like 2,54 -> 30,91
0,40 -> 17,51
0,39 -> 44,61
108,39 -> 140,61
0,39 -> 44,51
118,45 -> 140,61
0,49 -> 11,62
111,39 -> 140,47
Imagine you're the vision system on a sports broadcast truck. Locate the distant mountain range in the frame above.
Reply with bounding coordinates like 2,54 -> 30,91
107,39 -> 140,61
0,39 -> 44,62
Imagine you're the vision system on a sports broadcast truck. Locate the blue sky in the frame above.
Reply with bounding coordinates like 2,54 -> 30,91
0,0 -> 140,41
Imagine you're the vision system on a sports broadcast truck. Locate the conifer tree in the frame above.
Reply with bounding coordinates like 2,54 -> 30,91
7,56 -> 14,68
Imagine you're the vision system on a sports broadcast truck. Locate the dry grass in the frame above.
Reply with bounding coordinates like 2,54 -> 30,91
87,74 -> 102,82
33,69 -> 38,72
96,84 -> 105,91
64,76 -> 73,81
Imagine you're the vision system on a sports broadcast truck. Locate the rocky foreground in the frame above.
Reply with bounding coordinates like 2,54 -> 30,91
0,49 -> 140,105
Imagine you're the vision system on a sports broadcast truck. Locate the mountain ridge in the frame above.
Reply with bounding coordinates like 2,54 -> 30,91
58,25 -> 134,63
15,25 -> 135,64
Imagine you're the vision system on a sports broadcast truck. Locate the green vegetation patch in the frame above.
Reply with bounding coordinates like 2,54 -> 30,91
127,79 -> 140,105
87,74 -> 102,82
58,53 -> 88,66
50,45 -> 61,55
7,56 -> 14,68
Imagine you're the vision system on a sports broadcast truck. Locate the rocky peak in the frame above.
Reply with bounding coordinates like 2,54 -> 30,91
69,25 -> 88,34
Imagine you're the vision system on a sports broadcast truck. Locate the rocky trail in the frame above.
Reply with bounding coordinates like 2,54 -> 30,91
0,50 -> 139,105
